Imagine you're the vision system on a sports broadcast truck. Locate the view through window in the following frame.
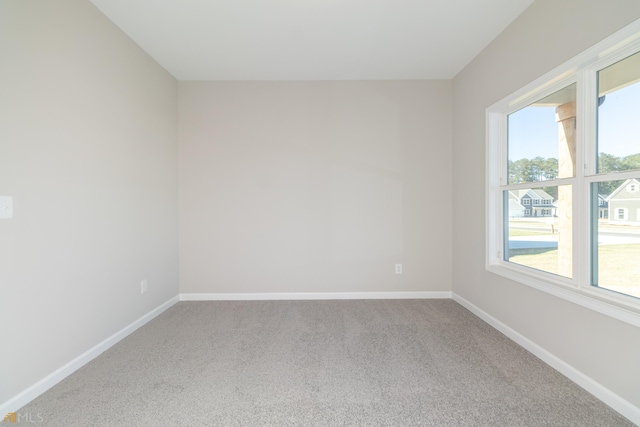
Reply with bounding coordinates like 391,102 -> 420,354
506,84 -> 576,279
487,28 -> 640,309
592,51 -> 640,299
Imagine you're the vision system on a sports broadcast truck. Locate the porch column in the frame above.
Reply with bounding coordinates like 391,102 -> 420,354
556,101 -> 575,277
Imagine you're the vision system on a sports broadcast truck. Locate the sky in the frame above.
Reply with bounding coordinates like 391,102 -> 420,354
508,81 -> 640,161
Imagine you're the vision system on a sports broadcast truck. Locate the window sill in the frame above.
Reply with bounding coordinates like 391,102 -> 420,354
487,262 -> 640,327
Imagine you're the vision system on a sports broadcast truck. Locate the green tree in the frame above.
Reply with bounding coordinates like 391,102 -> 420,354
543,157 -> 558,180
542,185 -> 558,200
508,151 -> 640,199
595,152 -> 640,196
509,156 -> 558,184
621,153 -> 640,171
598,152 -> 623,174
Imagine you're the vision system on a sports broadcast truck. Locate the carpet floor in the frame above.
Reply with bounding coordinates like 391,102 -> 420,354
20,300 -> 633,426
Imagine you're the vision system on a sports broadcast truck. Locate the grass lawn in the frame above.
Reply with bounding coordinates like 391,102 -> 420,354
509,244 -> 640,299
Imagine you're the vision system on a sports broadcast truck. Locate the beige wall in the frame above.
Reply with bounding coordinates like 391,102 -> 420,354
0,0 -> 178,404
179,81 -> 452,294
453,0 -> 640,409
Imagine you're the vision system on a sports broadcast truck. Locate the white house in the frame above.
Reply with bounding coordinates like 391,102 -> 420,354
508,189 -> 555,218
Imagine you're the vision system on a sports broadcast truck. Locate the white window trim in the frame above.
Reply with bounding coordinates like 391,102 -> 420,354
486,18 -> 640,327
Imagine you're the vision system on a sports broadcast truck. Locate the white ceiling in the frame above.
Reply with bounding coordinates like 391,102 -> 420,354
90,0 -> 534,81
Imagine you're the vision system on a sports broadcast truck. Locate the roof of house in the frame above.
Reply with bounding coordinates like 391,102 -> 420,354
508,200 -> 525,211
511,188 -> 554,201
605,178 -> 640,201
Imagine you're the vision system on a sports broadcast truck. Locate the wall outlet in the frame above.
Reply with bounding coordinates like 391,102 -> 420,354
395,264 -> 402,274
0,196 -> 13,219
140,279 -> 148,294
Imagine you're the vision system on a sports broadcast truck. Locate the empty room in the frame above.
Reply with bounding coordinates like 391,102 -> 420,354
2,0 -> 640,425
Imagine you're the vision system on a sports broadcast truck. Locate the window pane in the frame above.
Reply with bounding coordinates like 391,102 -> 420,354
592,180 -> 640,299
508,84 -> 576,184
597,51 -> 640,174
504,185 -> 572,278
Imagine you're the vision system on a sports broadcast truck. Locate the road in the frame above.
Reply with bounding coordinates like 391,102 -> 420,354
508,220 -> 640,248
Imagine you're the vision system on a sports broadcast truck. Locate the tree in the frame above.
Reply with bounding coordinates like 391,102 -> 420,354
509,151 -> 639,200
542,185 -> 558,200
596,152 -> 640,196
509,157 -> 558,184
621,153 -> 640,171
598,152 -> 623,174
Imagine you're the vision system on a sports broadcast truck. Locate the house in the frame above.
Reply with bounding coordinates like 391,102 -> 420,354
507,191 -> 526,217
508,189 -> 555,217
598,194 -> 609,219
607,178 -> 640,224
2,0 -> 640,424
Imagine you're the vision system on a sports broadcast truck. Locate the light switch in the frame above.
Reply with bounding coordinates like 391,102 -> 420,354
0,196 -> 13,219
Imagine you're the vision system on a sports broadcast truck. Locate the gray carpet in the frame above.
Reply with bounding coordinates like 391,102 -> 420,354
20,300 -> 633,426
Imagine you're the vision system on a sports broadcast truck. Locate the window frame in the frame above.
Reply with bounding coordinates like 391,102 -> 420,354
486,19 -> 640,327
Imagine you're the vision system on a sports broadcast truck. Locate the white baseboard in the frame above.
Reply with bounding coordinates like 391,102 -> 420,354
452,293 -> 640,426
180,291 -> 452,301
0,295 -> 180,416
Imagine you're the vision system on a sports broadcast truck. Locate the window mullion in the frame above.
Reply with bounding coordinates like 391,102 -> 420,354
576,69 -> 595,290
501,177 -> 578,192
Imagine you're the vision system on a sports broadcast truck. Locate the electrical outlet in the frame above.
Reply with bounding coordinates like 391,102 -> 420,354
0,196 -> 13,219
395,264 -> 402,274
141,279 -> 148,294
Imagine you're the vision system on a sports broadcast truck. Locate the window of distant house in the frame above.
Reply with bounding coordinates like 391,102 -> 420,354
487,20 -> 640,325
616,208 -> 628,220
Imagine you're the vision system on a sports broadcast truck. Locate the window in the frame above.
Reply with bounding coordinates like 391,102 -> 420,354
487,20 -> 640,325
616,208 -> 628,220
